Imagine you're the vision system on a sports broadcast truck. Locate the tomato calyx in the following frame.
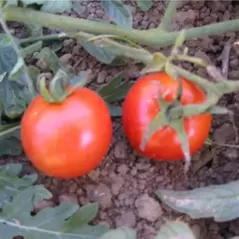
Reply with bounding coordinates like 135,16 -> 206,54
140,79 -> 191,173
38,69 -> 88,103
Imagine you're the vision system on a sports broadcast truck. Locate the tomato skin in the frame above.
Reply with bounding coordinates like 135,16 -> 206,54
21,88 -> 112,178
122,72 -> 212,160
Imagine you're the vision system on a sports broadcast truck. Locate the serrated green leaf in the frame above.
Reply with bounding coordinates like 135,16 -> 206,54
0,164 -> 37,207
156,180 -> 239,222
100,227 -> 136,239
9,57 -> 24,78
0,186 -> 108,239
154,221 -> 196,239
136,0 -> 152,11
0,136 -> 22,156
98,72 -> 133,103
101,0 -> 132,28
63,203 -> 99,230
41,0 -> 73,13
79,39 -> 116,64
0,34 -> 33,119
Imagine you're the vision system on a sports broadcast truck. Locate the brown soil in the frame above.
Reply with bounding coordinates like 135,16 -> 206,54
2,1 -> 239,239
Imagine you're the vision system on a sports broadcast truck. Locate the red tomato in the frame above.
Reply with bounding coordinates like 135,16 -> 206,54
122,72 -> 211,160
21,88 -> 112,178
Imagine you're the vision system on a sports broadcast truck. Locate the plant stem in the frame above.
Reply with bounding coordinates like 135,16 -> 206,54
20,33 -> 66,45
159,0 -> 180,30
4,5 -> 239,48
72,32 -> 153,64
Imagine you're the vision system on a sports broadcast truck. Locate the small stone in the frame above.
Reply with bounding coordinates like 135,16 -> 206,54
87,183 -> 112,209
76,188 -> 84,196
97,71 -> 107,84
114,141 -> 127,159
95,9 -> 104,17
117,164 -> 129,175
72,45 -> 81,55
69,183 -> 78,193
116,211 -> 136,228
59,194 -> 78,205
88,169 -> 100,181
111,176 -> 124,195
135,194 -> 162,222
230,58 -> 239,69
60,53 -> 72,65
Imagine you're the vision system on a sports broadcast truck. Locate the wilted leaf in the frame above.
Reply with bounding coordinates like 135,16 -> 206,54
154,221 -> 196,239
98,72 -> 133,103
79,39 -> 117,64
100,227 -> 136,239
156,180 -> 239,222
101,0 -> 132,28
136,0 -> 152,11
0,185 -> 109,239
0,163 -> 37,207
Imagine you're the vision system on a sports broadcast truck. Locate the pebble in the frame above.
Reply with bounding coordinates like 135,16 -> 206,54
87,183 -> 112,209
114,141 -> 127,159
135,194 -> 162,222
116,211 -> 136,228
59,194 -> 79,205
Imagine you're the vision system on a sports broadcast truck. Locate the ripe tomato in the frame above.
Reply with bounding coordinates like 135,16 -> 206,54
21,88 -> 112,178
122,72 -> 211,160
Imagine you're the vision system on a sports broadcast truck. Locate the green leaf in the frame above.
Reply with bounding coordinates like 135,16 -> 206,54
0,163 -> 37,207
79,40 -> 117,64
9,57 -> 24,78
136,0 -> 152,11
63,203 -> 99,229
108,105 -> 122,117
154,221 -> 196,239
70,71 -> 90,88
0,34 -> 33,119
26,24 -> 43,38
100,227 -> 136,239
5,0 -> 18,5
98,72 -> 133,103
101,0 -> 132,28
156,180 -> 239,222
0,186 -> 109,239
41,0 -> 73,13
20,0 -> 47,4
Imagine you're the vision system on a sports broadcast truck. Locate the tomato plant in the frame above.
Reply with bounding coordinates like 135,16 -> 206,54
122,72 -> 212,161
21,87 -> 112,178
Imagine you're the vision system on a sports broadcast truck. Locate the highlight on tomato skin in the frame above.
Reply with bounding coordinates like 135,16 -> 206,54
122,72 -> 212,161
20,87 -> 112,179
